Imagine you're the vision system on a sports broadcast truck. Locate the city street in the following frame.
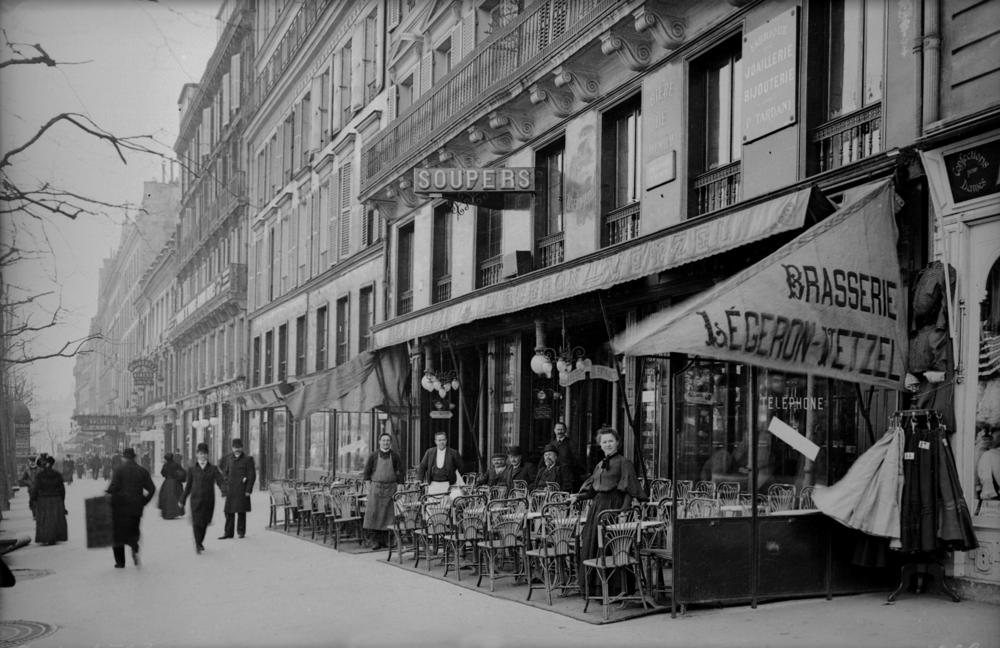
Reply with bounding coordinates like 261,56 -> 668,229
1,476 -> 997,648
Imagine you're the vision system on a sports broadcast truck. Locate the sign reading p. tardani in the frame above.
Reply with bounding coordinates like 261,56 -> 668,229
741,7 -> 797,143
414,167 -> 535,194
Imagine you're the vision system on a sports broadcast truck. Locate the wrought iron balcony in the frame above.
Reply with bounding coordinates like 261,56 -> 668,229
397,289 -> 413,316
433,274 -> 452,304
536,232 -> 565,268
812,103 -> 882,173
477,255 -> 503,289
602,202 -> 641,246
361,0 -> 620,196
692,161 -> 741,217
168,264 -> 247,343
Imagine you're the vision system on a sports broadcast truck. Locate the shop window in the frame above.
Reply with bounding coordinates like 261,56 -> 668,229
809,0 -> 884,173
335,295 -> 349,365
689,35 -> 743,217
307,412 -> 330,477
432,203 -> 452,303
397,222 -> 414,315
277,323 -> 288,382
975,257 -> 1000,507
600,95 -> 642,246
295,315 -> 306,377
476,206 -> 503,288
535,138 -> 565,268
494,336 -> 519,454
316,306 -> 328,371
335,411 -> 371,475
359,285 -> 374,353
264,329 -> 274,384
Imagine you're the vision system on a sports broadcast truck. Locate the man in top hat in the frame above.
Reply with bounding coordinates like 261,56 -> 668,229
218,438 -> 256,539
106,447 -> 156,568
181,442 -> 226,553
503,445 -> 537,488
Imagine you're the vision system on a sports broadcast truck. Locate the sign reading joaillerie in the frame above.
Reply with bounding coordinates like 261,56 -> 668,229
741,7 -> 798,143
413,167 -> 535,193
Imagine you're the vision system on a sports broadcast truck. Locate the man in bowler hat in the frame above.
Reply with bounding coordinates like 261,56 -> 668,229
218,438 -> 256,539
181,442 -> 226,553
106,447 -> 155,568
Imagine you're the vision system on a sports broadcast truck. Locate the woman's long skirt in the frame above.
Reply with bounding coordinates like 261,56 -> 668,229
363,481 -> 398,531
158,477 -> 184,519
579,490 -> 631,595
35,495 -> 68,544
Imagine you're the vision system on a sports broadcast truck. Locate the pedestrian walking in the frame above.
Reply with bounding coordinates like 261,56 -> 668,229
218,438 -> 256,539
76,457 -> 85,480
106,447 -> 156,568
62,455 -> 75,485
180,443 -> 225,554
362,432 -> 405,549
417,431 -> 463,496
30,456 -> 68,545
157,454 -> 187,520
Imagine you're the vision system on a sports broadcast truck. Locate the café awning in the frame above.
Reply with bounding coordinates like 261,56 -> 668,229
373,186 -> 832,349
612,180 -> 907,390
283,346 -> 411,421
241,385 -> 287,411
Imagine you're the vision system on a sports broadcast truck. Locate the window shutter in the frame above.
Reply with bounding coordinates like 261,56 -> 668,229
386,84 -> 397,122
387,0 -> 400,30
420,50 -> 433,96
462,12 -> 477,57
293,108 -> 302,171
329,174 -> 339,265
310,76 -> 323,150
230,53 -> 241,112
374,5 -> 385,93
451,24 -> 462,68
339,162 -> 352,258
200,108 -> 212,156
351,26 -> 365,111
331,53 -> 343,134
221,73 -> 231,128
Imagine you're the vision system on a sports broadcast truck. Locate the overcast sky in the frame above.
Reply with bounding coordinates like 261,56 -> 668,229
1,0 -> 220,444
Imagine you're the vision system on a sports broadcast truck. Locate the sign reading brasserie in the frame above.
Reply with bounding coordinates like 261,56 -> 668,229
741,7 -> 798,143
413,167 -> 535,194
943,139 -> 1000,203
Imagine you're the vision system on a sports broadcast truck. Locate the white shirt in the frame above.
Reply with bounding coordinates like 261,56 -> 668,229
198,460 -> 207,469
435,448 -> 446,470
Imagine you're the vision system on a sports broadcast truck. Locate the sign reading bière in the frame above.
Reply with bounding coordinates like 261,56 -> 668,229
741,7 -> 798,143
414,167 -> 535,194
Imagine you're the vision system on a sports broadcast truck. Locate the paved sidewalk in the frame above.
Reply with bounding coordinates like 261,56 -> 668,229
2,477 -> 998,648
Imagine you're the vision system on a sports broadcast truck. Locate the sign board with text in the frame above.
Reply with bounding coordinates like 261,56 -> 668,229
413,167 -> 535,194
741,7 -> 798,143
943,139 -> 1000,203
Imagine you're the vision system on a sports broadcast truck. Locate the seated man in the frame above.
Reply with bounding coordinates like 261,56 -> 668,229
503,445 -> 536,488
533,445 -> 572,492
475,454 -> 510,487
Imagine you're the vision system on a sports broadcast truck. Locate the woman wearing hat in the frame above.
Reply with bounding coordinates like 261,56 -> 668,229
181,443 -> 226,554
157,453 -> 187,520
362,432 -> 405,550
31,455 -> 68,545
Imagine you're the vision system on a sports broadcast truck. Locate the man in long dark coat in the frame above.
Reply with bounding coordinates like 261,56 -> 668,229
106,447 -> 155,568
218,438 -> 256,539
181,443 -> 225,553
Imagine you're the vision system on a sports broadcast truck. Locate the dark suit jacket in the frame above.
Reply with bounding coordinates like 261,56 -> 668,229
182,462 -> 225,527
107,461 -> 155,518
417,447 -> 463,484
504,462 -> 537,488
219,452 -> 256,514
533,462 -> 573,492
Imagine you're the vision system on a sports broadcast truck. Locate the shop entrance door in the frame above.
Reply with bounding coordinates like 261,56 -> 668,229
567,376 -> 615,473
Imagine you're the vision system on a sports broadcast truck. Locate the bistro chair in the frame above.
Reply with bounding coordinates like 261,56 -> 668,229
525,503 -> 581,605
281,481 -> 298,524
326,485 -> 363,549
488,485 -> 508,501
414,496 -> 452,571
444,494 -> 487,581
308,488 -> 325,540
716,482 -> 741,504
509,486 -> 529,500
388,489 -> 422,563
268,481 -> 293,531
513,479 -> 529,491
582,507 -> 650,620
674,480 -> 694,501
295,485 -> 316,536
462,472 -> 479,486
544,481 -> 563,492
798,485 -> 816,510
648,479 -> 671,502
683,497 -> 720,518
529,489 -> 550,512
767,483 -> 797,513
694,481 -> 717,498
547,491 -> 572,504
477,497 -> 529,592
639,498 -> 674,603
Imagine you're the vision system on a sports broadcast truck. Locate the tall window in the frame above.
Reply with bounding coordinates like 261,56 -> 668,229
264,329 -> 274,384
335,295 -> 349,365
359,285 -> 374,352
397,222 -> 414,315
338,162 -> 352,258
362,203 -> 379,247
363,10 -> 378,103
252,335 -> 261,386
476,206 -> 503,288
340,43 -> 353,125
316,306 -> 328,371
295,315 -> 306,376
396,73 -> 414,116
277,323 -> 288,381
432,203 -> 452,303
811,0 -> 884,172
433,37 -> 452,85
268,227 -> 277,301
535,139 -> 565,268
600,95 -> 642,245
690,36 -> 743,216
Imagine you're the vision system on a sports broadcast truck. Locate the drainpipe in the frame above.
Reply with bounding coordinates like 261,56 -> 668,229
922,0 -> 941,130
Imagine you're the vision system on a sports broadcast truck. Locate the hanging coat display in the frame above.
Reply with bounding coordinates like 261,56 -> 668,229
905,262 -> 957,433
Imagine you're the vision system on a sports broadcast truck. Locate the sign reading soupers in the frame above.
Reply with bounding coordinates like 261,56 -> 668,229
413,167 -> 535,194
612,181 -> 907,390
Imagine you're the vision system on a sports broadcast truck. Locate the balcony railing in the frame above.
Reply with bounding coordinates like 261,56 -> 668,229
692,161 -> 742,217
478,255 -> 503,289
536,232 -> 565,268
397,289 -> 413,316
602,202 -> 641,247
812,103 -> 882,173
433,275 -> 452,303
170,264 -> 248,336
361,0 -> 618,194
250,0 -> 330,112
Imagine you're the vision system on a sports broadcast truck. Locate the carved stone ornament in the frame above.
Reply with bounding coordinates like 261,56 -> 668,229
633,6 -> 686,50
600,30 -> 652,71
552,65 -> 601,103
486,132 -> 514,155
467,125 -> 486,144
396,177 -> 421,208
529,83 -> 574,118
487,110 -> 535,142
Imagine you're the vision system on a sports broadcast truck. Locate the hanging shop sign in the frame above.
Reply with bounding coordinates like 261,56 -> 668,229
612,180 -> 907,391
741,7 -> 798,143
943,139 -> 1000,203
413,167 -> 536,194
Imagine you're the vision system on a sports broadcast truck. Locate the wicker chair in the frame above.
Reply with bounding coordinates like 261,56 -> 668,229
525,503 -> 581,605
476,497 -> 529,592
444,495 -> 487,580
582,507 -> 650,620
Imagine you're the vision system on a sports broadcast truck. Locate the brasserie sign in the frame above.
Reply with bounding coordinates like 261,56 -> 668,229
413,167 -> 535,194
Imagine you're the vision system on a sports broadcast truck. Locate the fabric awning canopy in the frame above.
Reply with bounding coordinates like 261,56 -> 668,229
612,180 -> 907,390
373,186 -> 833,349
241,385 -> 286,410
283,346 -> 411,420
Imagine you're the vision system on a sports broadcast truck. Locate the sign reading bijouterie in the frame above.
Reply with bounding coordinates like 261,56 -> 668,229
943,139 -> 1000,203
741,7 -> 798,143
413,167 -> 535,194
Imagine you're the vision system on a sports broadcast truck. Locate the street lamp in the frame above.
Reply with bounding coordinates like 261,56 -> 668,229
530,314 -> 588,382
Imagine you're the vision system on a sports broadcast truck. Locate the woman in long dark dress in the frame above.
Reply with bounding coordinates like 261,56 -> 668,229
158,454 -> 187,519
362,432 -> 405,550
573,427 -> 646,592
31,456 -> 68,545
